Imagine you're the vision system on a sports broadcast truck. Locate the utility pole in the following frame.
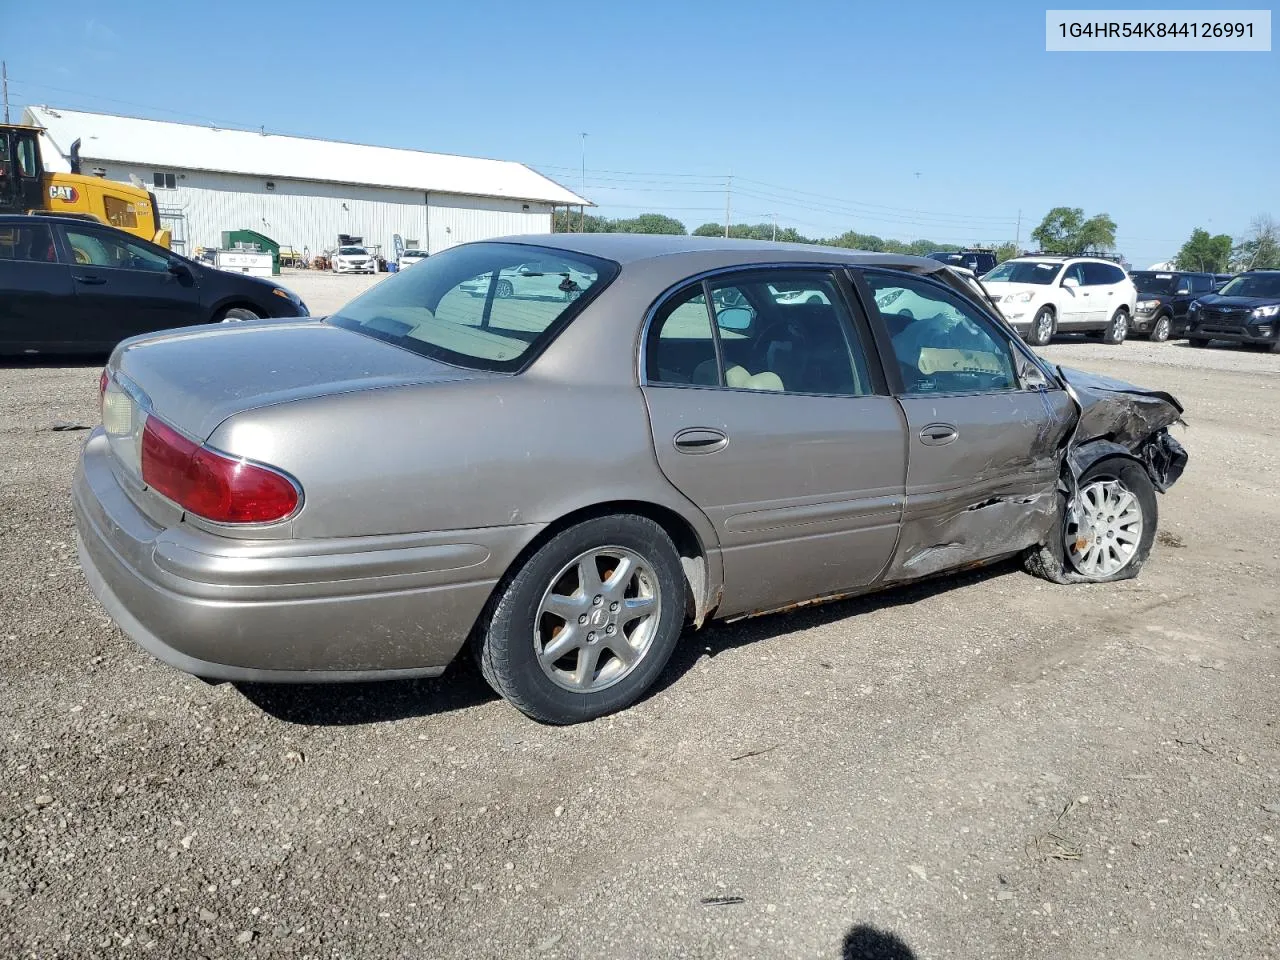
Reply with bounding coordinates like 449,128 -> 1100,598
1015,208 -> 1021,252
579,132 -> 588,233
724,176 -> 733,238
770,213 -> 777,241
2,62 -> 8,124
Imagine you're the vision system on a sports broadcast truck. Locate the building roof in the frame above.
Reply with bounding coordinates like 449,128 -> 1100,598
23,106 -> 590,207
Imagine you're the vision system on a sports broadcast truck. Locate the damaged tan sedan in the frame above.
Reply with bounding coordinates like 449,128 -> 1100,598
74,235 -> 1187,724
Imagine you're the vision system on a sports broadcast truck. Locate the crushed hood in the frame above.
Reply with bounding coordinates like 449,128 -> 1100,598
1057,366 -> 1184,446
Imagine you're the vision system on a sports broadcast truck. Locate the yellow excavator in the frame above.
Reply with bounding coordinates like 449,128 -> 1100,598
0,122 -> 171,248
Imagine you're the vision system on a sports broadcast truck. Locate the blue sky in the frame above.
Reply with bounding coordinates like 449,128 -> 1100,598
5,0 -> 1276,266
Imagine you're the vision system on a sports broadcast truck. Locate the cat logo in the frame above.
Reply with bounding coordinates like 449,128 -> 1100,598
48,185 -> 79,203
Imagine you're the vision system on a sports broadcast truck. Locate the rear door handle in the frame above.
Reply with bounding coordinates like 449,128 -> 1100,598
918,423 -> 958,445
673,427 -> 728,454
73,275 -> 106,285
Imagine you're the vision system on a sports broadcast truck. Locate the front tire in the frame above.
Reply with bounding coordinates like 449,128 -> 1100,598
479,515 -> 686,724
1102,308 -> 1130,344
218,307 -> 262,322
1149,315 -> 1172,342
1026,306 -> 1056,346
494,279 -> 514,299
1188,336 -> 1211,348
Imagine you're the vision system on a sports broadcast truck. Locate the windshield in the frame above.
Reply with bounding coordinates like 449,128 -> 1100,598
1131,273 -> 1178,295
328,242 -> 618,372
339,246 -> 368,256
1218,273 -> 1280,299
982,260 -> 1062,284
402,250 -> 427,258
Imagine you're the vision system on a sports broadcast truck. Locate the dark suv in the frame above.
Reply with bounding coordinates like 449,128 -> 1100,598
927,248 -> 998,276
1130,270 -> 1216,341
0,214 -> 308,355
1186,271 -> 1280,351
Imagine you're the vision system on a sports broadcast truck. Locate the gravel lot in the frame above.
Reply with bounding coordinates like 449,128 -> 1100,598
2,280 -> 1278,958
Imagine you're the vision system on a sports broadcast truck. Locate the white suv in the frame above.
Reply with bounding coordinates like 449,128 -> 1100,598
981,256 -> 1137,346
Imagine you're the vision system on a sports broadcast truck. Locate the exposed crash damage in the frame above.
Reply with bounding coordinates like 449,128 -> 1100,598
1024,365 -> 1188,584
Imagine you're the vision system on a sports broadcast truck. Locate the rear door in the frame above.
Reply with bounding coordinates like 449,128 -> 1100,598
60,223 -> 202,348
641,268 -> 907,618
855,268 -> 1076,581
0,221 -> 78,352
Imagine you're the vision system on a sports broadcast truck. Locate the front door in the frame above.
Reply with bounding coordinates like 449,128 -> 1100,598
1056,262 -> 1094,327
60,223 -> 201,349
640,269 -> 907,618
857,269 -> 1076,580
0,220 -> 78,352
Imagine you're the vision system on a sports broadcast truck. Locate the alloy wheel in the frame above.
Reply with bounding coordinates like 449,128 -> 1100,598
534,546 -> 662,693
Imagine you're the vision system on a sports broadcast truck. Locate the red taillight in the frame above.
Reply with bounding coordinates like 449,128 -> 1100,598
141,418 -> 300,524
98,369 -> 109,414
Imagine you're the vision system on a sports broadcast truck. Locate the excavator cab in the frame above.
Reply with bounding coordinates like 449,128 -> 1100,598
0,125 -> 46,216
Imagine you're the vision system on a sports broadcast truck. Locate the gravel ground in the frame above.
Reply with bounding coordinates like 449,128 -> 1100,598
1,313 -> 1278,959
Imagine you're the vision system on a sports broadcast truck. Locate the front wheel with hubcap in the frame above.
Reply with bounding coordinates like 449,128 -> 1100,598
478,515 -> 686,724
1102,308 -> 1129,344
1149,315 -> 1172,342
494,279 -> 514,299
1026,306 -> 1056,346
1065,458 -> 1157,582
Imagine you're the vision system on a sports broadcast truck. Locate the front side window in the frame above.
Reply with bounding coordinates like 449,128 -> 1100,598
1061,263 -> 1087,286
647,271 -> 873,397
982,260 -> 1062,284
0,223 -> 56,263
328,241 -> 616,371
64,227 -> 170,272
864,271 -> 1017,395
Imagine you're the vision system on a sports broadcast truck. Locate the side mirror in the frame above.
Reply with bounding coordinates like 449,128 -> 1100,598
167,255 -> 189,275
1020,360 -> 1050,390
1176,287 -> 1190,296
1061,276 -> 1079,289
717,306 -> 753,331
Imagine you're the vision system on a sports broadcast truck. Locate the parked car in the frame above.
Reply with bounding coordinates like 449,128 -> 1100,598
331,245 -> 377,274
0,214 -> 308,354
74,235 -> 1186,724
1129,270 -> 1216,341
980,255 -> 1137,346
927,248 -> 998,276
1185,270 -> 1280,351
458,258 -> 594,300
399,249 -> 430,270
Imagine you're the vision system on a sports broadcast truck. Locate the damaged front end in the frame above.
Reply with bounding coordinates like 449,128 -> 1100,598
1057,366 -> 1188,492
1025,365 -> 1189,584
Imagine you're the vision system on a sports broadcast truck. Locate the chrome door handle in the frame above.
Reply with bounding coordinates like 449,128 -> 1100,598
673,427 -> 728,454
919,423 -> 958,445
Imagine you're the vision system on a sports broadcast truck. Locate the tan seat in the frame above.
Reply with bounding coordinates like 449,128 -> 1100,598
691,359 -> 784,392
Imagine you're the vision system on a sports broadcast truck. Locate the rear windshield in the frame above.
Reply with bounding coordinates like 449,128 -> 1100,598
1131,272 -> 1178,295
328,241 -> 618,372
1218,273 -> 1280,299
982,260 -> 1062,284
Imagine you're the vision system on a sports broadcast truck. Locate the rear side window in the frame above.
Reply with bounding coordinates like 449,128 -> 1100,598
328,242 -> 618,372
1081,262 -> 1117,285
0,223 -> 56,263
1188,274 -> 1213,294
647,271 -> 873,397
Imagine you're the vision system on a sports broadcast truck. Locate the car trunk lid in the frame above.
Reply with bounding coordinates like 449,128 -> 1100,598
110,319 -> 494,441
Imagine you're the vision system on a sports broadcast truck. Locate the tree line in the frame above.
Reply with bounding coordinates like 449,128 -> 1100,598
553,207 -> 1280,273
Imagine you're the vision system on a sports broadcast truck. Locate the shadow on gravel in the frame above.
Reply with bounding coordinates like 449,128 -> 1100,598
649,558 -> 1020,701
842,924 -> 917,959
233,560 -> 1017,726
234,657 -> 498,726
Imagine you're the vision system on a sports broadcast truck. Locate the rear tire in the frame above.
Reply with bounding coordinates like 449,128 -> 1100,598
218,307 -> 262,322
479,515 -> 686,724
1102,308 -> 1129,344
1026,306 -> 1056,346
1149,315 -> 1172,342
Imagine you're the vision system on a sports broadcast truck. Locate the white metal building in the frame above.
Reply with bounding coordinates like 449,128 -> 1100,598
23,106 -> 589,258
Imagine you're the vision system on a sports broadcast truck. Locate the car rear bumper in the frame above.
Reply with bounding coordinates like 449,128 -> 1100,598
73,430 -> 537,682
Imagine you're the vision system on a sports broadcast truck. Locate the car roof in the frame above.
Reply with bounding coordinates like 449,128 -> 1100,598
483,232 -> 947,271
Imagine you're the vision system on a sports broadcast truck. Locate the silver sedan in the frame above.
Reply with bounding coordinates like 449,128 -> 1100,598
74,235 -> 1187,723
